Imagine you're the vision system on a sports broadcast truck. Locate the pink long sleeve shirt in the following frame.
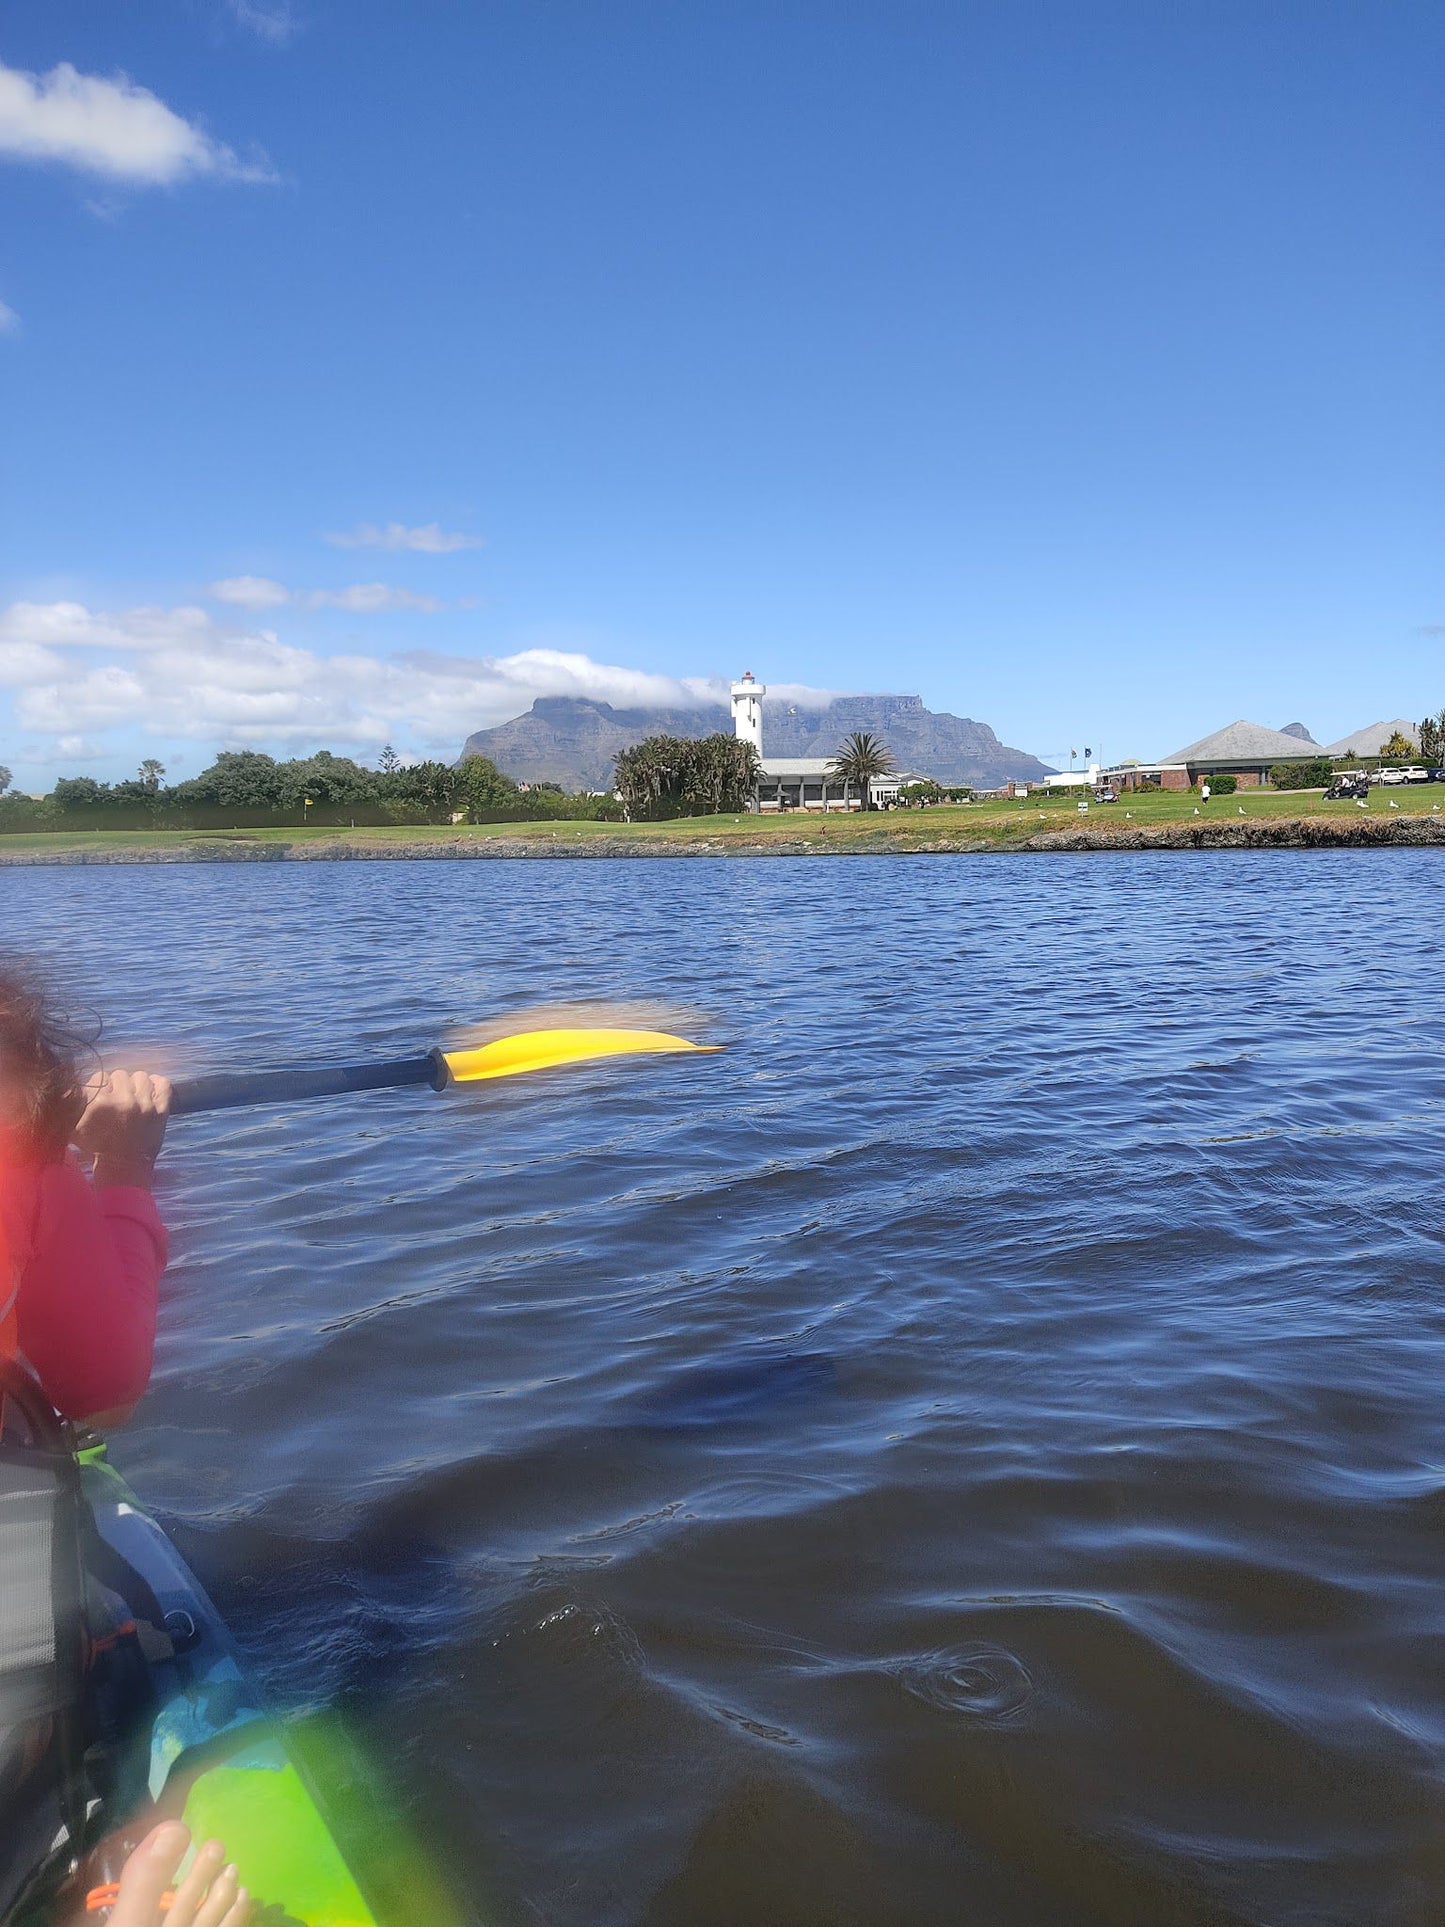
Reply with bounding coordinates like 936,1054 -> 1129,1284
1,1157 -> 167,1419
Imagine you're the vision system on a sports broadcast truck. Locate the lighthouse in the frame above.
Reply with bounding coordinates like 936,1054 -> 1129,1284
731,670 -> 765,755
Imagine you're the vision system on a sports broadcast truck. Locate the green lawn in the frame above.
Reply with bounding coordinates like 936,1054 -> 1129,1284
2,783 -> 1443,859
971,781 -> 1445,830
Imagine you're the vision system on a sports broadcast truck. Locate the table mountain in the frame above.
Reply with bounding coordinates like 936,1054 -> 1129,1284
460,693 -> 1054,791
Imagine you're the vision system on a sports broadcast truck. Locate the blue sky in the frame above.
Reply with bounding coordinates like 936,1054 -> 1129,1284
1,0 -> 1440,788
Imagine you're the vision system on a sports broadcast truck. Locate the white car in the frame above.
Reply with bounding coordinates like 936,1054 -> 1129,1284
1373,767 -> 1407,786
1401,766 -> 1431,784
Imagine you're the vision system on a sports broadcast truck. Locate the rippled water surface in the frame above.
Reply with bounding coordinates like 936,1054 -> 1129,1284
8,853 -> 1445,1925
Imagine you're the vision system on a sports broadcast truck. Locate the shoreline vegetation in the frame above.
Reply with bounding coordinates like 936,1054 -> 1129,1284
4,786 -> 1445,863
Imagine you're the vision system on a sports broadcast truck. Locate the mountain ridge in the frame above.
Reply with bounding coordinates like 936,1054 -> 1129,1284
461,694 -> 1054,790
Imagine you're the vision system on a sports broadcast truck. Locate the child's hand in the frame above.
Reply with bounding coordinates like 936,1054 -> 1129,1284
73,1070 -> 172,1189
105,1823 -> 250,1927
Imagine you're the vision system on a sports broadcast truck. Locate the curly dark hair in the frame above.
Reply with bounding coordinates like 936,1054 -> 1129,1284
0,963 -> 96,1160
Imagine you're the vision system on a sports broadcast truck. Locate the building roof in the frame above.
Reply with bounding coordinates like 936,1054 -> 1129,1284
1321,719 -> 1419,758
1162,719 -> 1325,765
760,757 -> 837,777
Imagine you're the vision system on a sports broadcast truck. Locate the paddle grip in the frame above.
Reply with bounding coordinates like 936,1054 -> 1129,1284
170,1050 -> 447,1115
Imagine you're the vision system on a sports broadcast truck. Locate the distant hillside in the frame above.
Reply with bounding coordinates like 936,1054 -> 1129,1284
461,693 -> 1054,791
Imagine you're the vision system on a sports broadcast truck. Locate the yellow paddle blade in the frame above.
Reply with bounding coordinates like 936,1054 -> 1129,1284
440,1027 -> 720,1085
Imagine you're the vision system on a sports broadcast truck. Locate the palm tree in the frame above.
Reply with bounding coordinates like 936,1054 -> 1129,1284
830,730 -> 895,811
138,758 -> 166,792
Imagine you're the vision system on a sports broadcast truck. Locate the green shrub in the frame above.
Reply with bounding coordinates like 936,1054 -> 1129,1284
614,733 -> 760,818
1202,773 -> 1238,795
1269,760 -> 1333,790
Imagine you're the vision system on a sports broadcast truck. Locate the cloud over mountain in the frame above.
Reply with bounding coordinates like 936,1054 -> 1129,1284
0,598 -> 743,753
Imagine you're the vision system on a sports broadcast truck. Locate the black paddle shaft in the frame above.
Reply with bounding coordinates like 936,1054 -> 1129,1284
170,1050 -> 448,1116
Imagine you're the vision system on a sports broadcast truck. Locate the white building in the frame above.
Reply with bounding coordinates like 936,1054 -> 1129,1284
731,671 -> 894,810
1040,763 -> 1101,790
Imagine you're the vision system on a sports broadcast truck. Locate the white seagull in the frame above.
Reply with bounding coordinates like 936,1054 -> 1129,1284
1389,799 -> 1400,810
1355,798 -> 1369,809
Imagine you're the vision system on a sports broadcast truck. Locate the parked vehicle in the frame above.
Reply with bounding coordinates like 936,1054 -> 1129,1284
1094,787 -> 1119,803
1429,768 -> 1445,784
1400,766 -> 1431,784
1373,767 -> 1407,786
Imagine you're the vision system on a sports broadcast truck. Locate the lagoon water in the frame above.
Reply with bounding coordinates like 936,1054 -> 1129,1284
7,851 -> 1445,1925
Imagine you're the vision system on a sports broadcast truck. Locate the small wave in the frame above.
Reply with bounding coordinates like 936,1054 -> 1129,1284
889,1643 -> 1035,1720
685,1471 -> 850,1519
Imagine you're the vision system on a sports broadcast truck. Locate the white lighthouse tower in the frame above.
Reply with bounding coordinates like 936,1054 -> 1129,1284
731,669 -> 765,755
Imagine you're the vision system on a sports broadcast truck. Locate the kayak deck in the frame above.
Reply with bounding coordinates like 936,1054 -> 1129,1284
81,1449 -> 390,1927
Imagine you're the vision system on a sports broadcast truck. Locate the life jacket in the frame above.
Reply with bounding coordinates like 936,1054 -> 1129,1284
0,1360 -> 89,1920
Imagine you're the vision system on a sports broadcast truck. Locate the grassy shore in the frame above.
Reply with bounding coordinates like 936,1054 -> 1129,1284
2,783 -> 1444,862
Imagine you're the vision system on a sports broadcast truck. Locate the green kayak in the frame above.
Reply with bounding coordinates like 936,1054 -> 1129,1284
2,1364 -> 463,1927
80,1444 -> 387,1925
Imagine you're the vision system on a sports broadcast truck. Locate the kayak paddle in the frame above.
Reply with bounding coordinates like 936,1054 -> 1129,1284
170,1027 -> 719,1116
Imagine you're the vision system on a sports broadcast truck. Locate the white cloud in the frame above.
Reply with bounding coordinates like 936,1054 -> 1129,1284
304,583 -> 444,614
206,577 -> 444,614
209,575 -> 290,609
227,1 -> 297,43
0,640 -> 65,687
324,521 -> 483,554
0,599 -> 213,649
0,299 -> 18,333
0,57 -> 276,186
0,598 -> 812,755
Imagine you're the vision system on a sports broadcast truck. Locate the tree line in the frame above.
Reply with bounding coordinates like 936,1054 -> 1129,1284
0,747 -> 622,831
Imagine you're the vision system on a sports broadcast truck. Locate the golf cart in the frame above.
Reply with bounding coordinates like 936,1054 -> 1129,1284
1323,772 -> 1369,801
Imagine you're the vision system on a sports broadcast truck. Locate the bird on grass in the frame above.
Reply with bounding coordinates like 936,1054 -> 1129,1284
1389,799 -> 1400,810
1193,807 -> 1200,816
1238,806 -> 1245,815
1355,798 -> 1369,810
